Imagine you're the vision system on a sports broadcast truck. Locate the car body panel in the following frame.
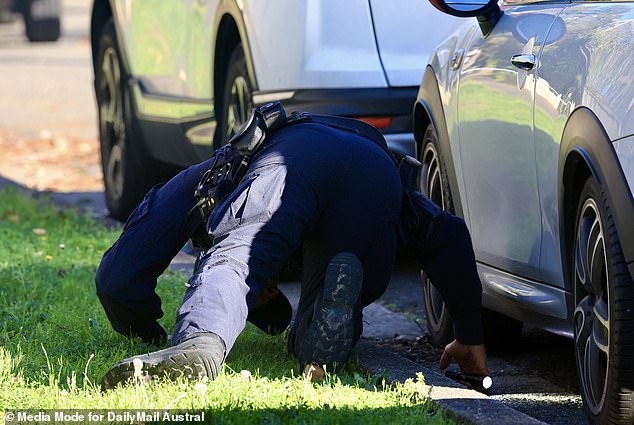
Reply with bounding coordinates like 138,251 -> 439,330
536,3 -> 634,285
455,4 -> 564,281
614,135 -> 634,196
98,0 -> 464,165
369,0 -> 459,87
244,0 -> 386,91
612,134 -> 634,281
478,262 -> 570,327
418,0 -> 634,330
114,0 -> 219,128
120,1 -> 190,98
419,22 -> 478,222
559,108 -> 634,286
110,0 -> 463,104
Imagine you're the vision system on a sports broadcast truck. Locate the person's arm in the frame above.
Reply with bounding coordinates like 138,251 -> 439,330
414,209 -> 489,375
416,212 -> 484,345
400,184 -> 489,375
95,159 -> 213,344
403,191 -> 484,345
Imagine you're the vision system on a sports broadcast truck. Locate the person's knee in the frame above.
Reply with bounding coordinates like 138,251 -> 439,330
95,252 -> 128,293
94,254 -> 114,295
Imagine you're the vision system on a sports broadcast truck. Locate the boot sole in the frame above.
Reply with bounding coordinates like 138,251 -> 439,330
297,252 -> 363,368
101,336 -> 224,390
102,351 -> 214,390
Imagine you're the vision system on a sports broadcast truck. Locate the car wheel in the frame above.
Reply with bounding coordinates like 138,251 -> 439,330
573,177 -> 634,424
216,44 -> 253,148
418,123 -> 455,347
23,0 -> 60,42
96,19 -> 148,221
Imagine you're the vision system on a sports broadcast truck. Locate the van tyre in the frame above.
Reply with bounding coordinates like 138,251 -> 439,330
23,0 -> 60,42
573,177 -> 634,425
216,44 -> 253,148
96,19 -> 149,221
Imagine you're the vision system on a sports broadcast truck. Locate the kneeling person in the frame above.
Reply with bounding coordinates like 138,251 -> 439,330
97,105 -> 404,389
96,103 -> 488,389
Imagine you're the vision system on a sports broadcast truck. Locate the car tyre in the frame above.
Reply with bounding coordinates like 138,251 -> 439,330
418,123 -> 456,347
573,177 -> 634,425
96,19 -> 149,221
23,0 -> 60,42
216,44 -> 253,148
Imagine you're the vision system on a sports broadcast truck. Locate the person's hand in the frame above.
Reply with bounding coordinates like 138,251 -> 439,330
439,339 -> 488,376
133,321 -> 167,346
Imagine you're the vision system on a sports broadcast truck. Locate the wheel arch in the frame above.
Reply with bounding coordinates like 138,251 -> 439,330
89,0 -> 135,88
212,2 -> 258,106
212,2 -> 257,146
559,107 -> 634,292
413,65 -> 464,219
90,0 -> 114,73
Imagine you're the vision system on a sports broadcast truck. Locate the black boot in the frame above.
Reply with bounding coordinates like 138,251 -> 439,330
101,332 -> 225,390
294,252 -> 363,371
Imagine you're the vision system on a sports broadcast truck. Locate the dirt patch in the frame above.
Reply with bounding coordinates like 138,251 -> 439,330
0,131 -> 103,192
372,336 -> 444,370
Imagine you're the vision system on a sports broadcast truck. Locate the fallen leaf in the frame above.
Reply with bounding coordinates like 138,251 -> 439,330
303,363 -> 325,382
32,228 -> 47,235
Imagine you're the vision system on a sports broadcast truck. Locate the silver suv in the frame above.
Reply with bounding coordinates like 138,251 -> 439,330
415,0 -> 634,423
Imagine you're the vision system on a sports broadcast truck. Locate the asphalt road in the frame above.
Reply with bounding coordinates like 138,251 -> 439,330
0,2 -> 587,423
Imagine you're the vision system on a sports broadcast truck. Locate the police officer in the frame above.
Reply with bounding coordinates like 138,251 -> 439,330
96,104 -> 488,389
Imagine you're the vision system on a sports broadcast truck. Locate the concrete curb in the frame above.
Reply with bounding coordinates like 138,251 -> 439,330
355,340 -> 546,425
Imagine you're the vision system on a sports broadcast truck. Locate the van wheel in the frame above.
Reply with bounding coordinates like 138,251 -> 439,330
216,44 -> 253,148
96,19 -> 148,221
573,177 -> 634,424
23,0 -> 60,42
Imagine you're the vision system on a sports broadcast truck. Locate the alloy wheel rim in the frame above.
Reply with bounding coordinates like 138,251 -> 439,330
574,197 -> 609,415
420,142 -> 448,331
99,46 -> 125,201
225,75 -> 252,140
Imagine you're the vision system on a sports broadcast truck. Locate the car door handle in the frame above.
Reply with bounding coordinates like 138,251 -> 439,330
511,54 -> 536,70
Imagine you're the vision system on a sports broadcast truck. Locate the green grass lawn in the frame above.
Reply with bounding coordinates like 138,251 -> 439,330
0,188 -> 453,424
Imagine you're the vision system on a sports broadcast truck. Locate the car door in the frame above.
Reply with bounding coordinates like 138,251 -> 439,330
127,0 -> 218,155
456,4 -> 561,280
